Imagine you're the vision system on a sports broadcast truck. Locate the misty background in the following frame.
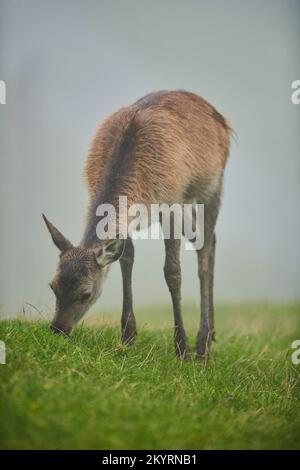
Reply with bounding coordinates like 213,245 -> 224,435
0,0 -> 299,318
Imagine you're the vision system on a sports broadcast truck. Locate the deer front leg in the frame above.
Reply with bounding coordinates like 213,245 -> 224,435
196,232 -> 216,361
163,237 -> 189,358
119,237 -> 137,345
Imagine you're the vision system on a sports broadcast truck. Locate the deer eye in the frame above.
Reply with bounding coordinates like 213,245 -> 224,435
80,292 -> 91,302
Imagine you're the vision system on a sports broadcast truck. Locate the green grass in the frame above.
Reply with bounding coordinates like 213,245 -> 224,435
0,303 -> 300,450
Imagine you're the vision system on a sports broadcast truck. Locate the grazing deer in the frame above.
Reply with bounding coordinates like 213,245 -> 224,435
43,90 -> 231,359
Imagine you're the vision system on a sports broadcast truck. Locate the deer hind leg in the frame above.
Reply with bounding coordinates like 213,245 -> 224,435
163,233 -> 189,359
119,237 -> 137,345
196,232 -> 216,360
195,190 -> 221,361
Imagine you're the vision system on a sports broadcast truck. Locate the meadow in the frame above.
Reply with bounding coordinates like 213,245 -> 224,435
0,303 -> 299,449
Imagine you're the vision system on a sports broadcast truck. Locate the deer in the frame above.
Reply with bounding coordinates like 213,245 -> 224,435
43,90 -> 231,360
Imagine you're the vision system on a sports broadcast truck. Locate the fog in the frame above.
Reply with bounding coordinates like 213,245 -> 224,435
0,0 -> 299,317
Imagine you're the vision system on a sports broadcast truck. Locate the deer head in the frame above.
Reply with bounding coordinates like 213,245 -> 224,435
42,214 -> 123,335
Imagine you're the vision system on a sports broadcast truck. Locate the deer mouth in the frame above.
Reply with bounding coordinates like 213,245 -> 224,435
50,323 -> 71,336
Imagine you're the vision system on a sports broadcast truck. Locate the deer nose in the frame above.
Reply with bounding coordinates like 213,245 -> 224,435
50,323 -> 71,336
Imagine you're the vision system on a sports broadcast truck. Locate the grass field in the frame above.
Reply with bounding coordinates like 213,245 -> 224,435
0,303 -> 300,449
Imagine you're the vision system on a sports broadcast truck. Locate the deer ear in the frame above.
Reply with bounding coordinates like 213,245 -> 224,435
42,214 -> 73,252
93,239 -> 125,267
92,245 -> 104,265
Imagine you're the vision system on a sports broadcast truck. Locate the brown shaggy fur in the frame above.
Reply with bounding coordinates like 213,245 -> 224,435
85,90 -> 230,214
